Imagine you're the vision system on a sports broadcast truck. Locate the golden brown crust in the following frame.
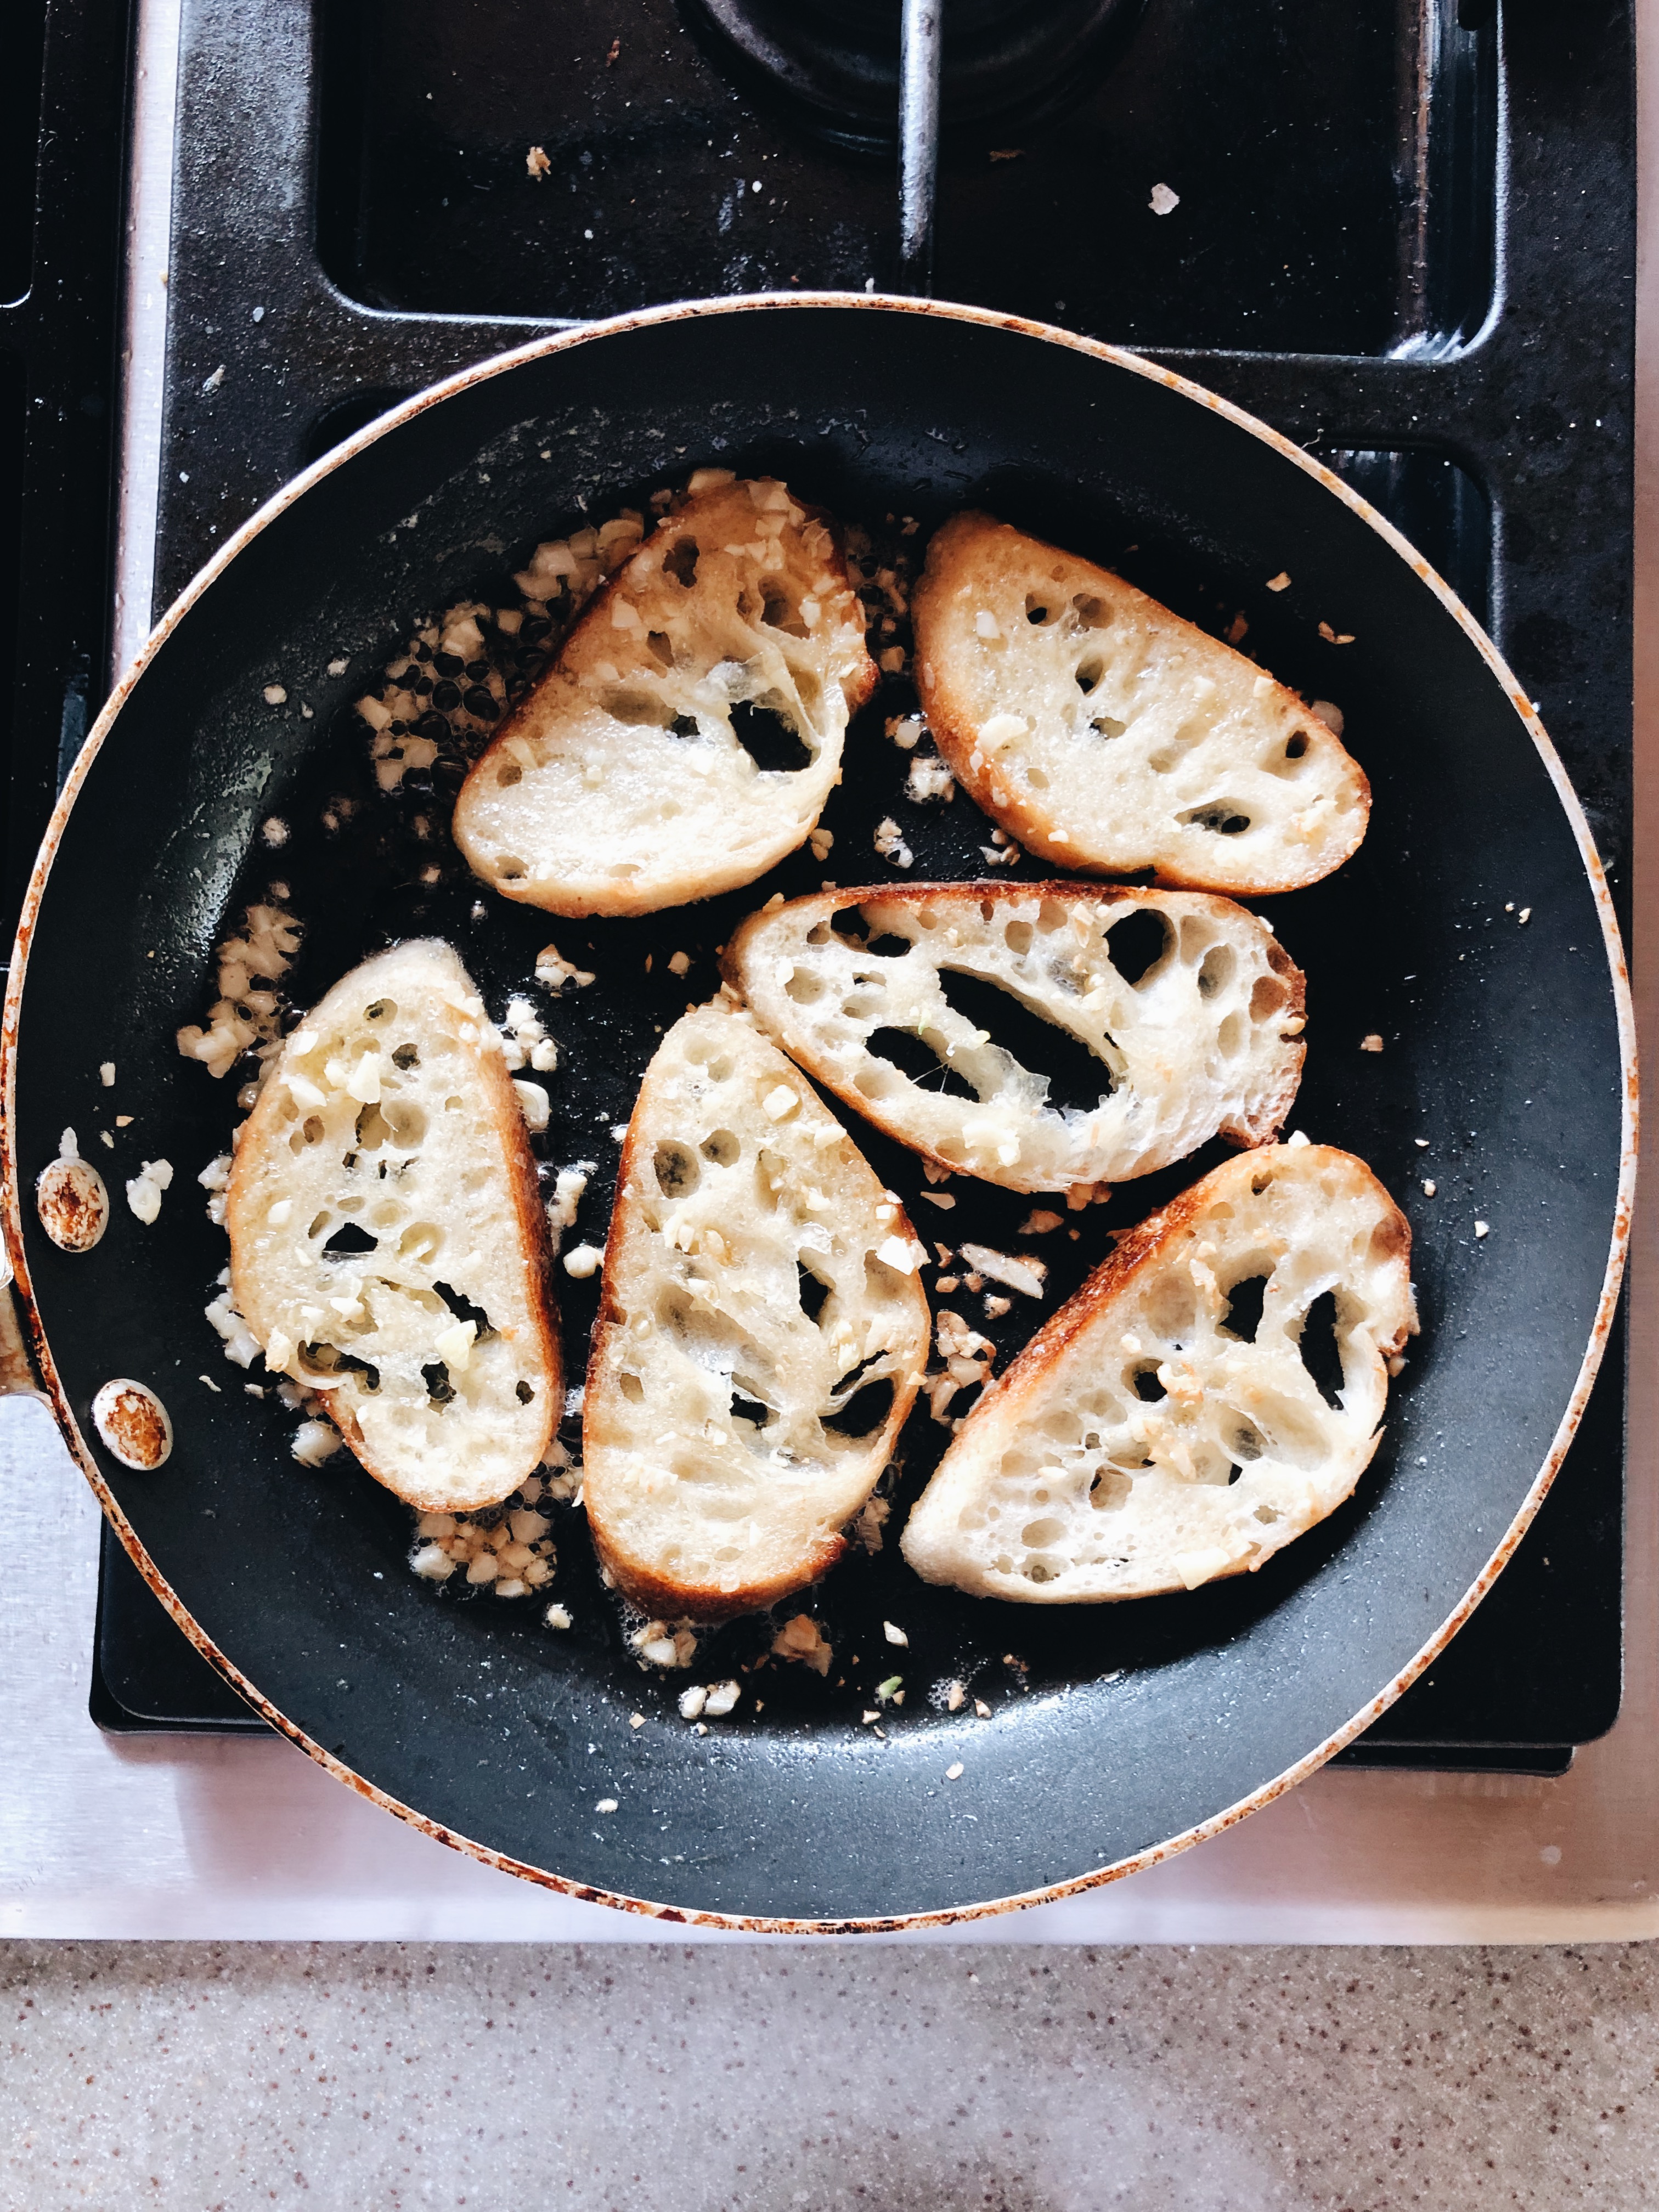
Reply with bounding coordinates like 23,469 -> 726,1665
466,1008 -> 563,1444
1366,1207 -> 1413,1268
589,1525 -> 849,1627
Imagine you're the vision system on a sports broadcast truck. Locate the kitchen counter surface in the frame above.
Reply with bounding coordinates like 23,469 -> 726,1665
4,1939 -> 1658,2207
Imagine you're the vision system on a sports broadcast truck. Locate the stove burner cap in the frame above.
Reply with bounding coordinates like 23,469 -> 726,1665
684,0 -> 1144,152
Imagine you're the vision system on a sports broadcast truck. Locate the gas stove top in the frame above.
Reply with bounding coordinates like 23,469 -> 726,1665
1,0 -> 1638,1844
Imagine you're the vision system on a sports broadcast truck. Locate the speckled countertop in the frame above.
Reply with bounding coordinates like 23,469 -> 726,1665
4,1941 -> 1657,2208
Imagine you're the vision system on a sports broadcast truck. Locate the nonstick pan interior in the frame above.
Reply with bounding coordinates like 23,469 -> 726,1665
3,301 -> 1632,1927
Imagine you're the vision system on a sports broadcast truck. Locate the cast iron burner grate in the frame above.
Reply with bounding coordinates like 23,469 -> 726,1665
681,0 -> 1144,155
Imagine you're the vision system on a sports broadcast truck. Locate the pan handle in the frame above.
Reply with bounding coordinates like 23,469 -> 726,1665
898,0 -> 941,295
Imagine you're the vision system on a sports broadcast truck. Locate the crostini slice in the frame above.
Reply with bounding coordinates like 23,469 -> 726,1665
454,475 -> 877,918
911,510 -> 1369,894
901,1143 -> 1416,1601
726,882 -> 1306,1197
227,939 -> 560,1513
583,1005 -> 930,1622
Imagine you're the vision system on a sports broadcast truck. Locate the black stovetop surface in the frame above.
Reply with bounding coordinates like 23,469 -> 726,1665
5,0 -> 1631,1769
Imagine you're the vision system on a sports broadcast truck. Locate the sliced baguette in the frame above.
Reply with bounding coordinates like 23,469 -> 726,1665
725,882 -> 1306,1196
453,476 -> 878,917
901,1143 -> 1416,1602
583,1005 -> 930,1622
911,511 -> 1370,894
226,939 -> 560,1514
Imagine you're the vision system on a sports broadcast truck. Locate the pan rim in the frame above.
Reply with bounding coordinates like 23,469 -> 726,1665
1,290 -> 1638,1934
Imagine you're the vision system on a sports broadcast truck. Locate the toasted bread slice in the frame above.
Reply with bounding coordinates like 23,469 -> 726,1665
227,940 -> 560,1514
911,511 -> 1370,893
453,476 -> 878,917
583,1005 -> 930,1622
902,1144 -> 1416,1601
725,882 -> 1306,1196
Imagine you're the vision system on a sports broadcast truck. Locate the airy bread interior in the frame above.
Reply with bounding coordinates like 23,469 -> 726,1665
583,1005 -> 931,1621
725,882 -> 1306,1195
453,475 -> 877,917
901,1143 -> 1417,1602
227,939 -> 560,1513
911,511 -> 1370,894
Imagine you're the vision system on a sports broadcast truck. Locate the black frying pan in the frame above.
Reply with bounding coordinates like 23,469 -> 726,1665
1,299 -> 1633,1930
